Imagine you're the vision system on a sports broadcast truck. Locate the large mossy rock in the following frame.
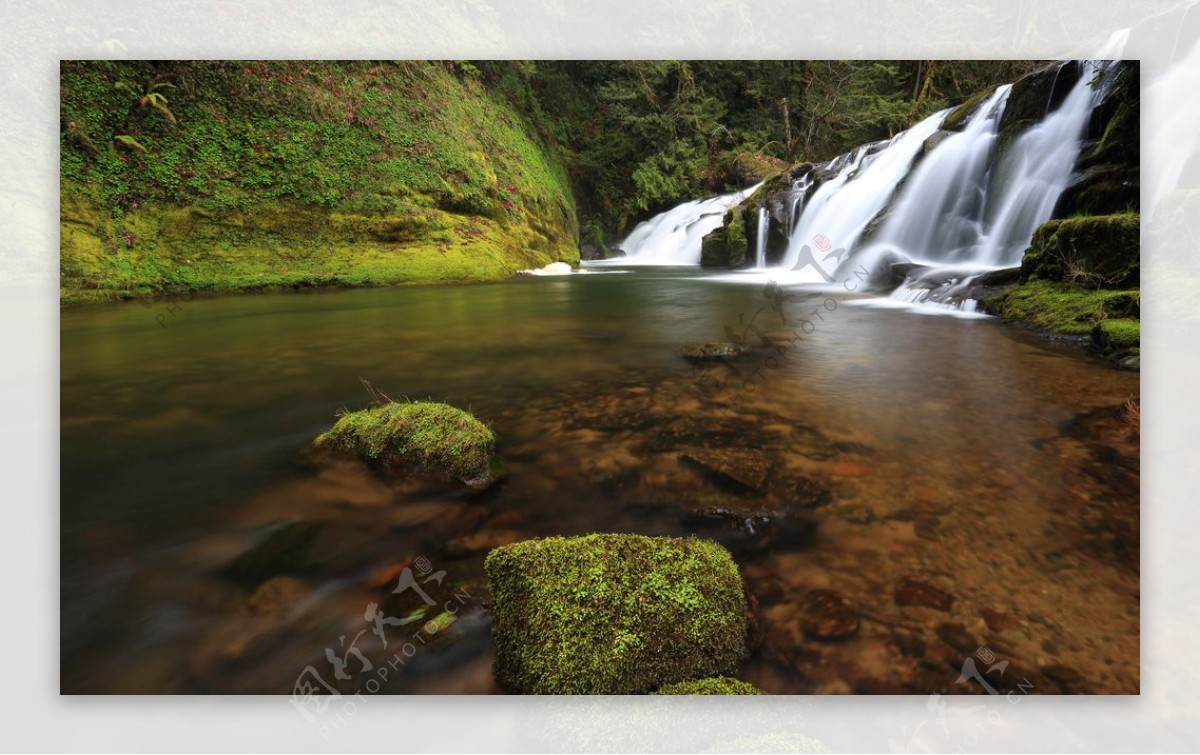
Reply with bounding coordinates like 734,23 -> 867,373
1020,213 -> 1139,288
313,400 -> 496,488
484,534 -> 748,694
653,677 -> 765,695
700,209 -> 748,268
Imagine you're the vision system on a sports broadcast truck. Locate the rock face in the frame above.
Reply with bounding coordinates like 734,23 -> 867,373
313,400 -> 497,489
997,61 -> 1082,153
700,162 -> 814,268
1055,61 -> 1139,217
484,534 -> 748,694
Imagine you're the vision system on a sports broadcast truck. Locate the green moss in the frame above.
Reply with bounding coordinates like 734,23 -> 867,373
313,400 -> 495,486
60,61 -> 577,303
980,278 -> 1139,336
484,534 -> 748,694
1092,318 -> 1140,352
653,677 -> 764,695
1021,213 -> 1139,288
942,85 -> 998,131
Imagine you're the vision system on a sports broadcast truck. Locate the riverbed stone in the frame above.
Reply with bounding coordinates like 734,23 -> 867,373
679,447 -> 772,492
680,342 -> 744,362
484,534 -> 748,694
894,576 -> 955,611
247,576 -> 309,615
799,589 -> 861,640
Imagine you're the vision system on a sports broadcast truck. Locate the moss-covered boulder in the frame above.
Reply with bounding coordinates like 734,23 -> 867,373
313,400 -> 496,489
484,534 -> 748,694
1092,318 -> 1140,353
1020,213 -> 1139,288
653,677 -> 765,695
700,209 -> 748,268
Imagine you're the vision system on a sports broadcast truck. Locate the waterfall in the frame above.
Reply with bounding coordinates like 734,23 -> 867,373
856,86 -> 1011,269
780,111 -> 947,282
754,205 -> 769,268
600,183 -> 761,266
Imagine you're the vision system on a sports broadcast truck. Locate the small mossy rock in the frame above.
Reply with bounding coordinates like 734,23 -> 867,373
653,676 -> 765,695
1020,214 -> 1139,288
225,521 -> 322,582
313,400 -> 496,489
484,534 -> 748,694
680,342 -> 744,362
1092,318 -> 1140,353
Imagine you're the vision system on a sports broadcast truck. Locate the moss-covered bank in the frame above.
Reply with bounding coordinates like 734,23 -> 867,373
484,534 -> 748,694
980,211 -> 1140,363
60,61 -> 577,303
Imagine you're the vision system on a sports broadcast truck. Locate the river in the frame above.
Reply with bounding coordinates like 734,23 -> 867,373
60,268 -> 1139,694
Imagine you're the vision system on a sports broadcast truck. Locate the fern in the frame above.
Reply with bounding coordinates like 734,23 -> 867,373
113,134 -> 146,152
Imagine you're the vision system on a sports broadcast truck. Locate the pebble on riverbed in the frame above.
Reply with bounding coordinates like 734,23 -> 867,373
894,576 -> 956,611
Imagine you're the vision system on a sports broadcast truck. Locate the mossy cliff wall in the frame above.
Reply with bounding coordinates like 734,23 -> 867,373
60,61 -> 578,303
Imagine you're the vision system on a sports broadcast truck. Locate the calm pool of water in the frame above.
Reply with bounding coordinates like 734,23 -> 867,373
60,268 -> 1139,694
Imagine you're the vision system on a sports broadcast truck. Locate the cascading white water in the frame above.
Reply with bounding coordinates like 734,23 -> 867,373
599,183 -> 761,265
781,111 -> 947,281
754,205 -> 769,268
857,86 -> 1011,268
972,63 -> 1104,266
786,172 -> 811,237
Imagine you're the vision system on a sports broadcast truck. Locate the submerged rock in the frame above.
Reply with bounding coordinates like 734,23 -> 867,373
679,341 -> 744,362
313,400 -> 497,489
247,576 -> 309,616
894,576 -> 955,611
679,447 -> 772,492
484,534 -> 748,694
652,676 -> 765,695
224,521 -> 322,582
799,589 -> 861,640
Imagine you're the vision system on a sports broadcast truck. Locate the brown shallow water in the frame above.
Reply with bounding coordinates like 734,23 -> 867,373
60,268 -> 1139,694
